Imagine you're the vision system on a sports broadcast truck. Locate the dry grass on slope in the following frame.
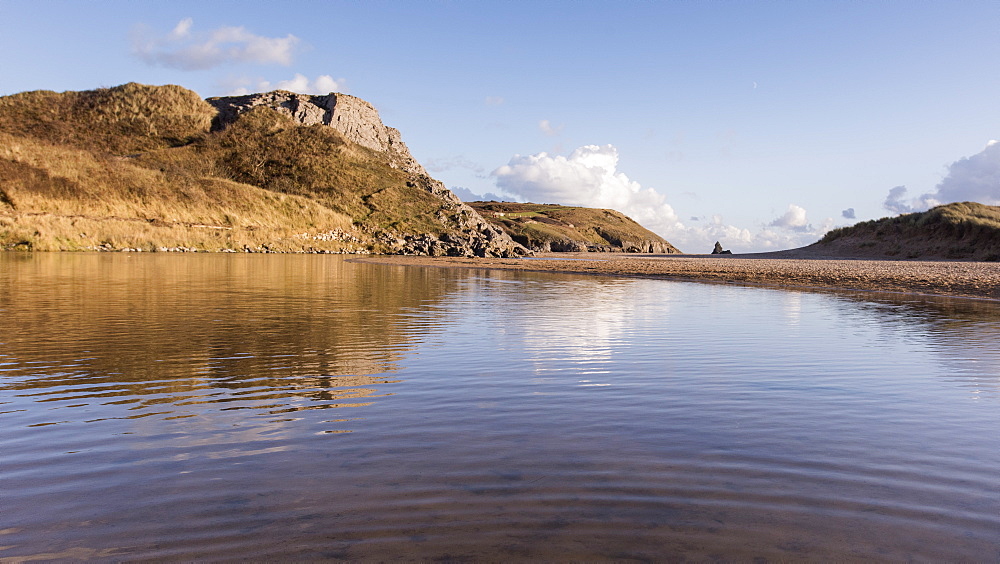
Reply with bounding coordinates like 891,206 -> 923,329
0,83 -> 464,252
815,202 -> 1000,261
468,201 -> 679,253
132,107 -> 455,236
0,83 -> 215,155
197,108 -> 448,235
0,133 -> 358,252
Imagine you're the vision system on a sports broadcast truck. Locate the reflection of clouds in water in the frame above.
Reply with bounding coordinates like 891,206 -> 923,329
932,322 -> 1000,399
522,282 -> 628,362
783,292 -> 803,326
509,278 -> 672,383
444,274 -> 659,386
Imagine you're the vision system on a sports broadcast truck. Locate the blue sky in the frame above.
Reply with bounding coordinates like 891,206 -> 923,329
2,0 -> 999,252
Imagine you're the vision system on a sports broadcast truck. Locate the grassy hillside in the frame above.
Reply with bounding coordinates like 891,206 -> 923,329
813,202 -> 1000,261
468,201 -> 680,253
0,83 -> 512,254
0,83 -> 214,154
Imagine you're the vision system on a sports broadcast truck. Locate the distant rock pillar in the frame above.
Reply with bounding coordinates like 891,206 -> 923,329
711,241 -> 732,254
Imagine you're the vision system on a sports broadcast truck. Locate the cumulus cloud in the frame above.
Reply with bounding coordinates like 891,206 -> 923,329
493,145 -> 681,232
883,185 -> 913,214
842,208 -> 856,219
538,119 -> 564,137
926,140 -> 1000,205
491,144 -> 836,253
755,209 -> 835,251
883,140 -> 1000,213
769,204 -> 810,232
227,74 -> 345,96
682,206 -> 832,254
132,18 -> 299,70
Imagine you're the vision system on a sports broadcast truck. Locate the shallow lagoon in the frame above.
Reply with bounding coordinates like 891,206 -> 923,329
1,253 -> 998,560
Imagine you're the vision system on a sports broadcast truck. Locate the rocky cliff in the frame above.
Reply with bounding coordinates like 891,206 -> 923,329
0,83 -> 527,257
206,90 -> 525,257
208,91 -> 426,176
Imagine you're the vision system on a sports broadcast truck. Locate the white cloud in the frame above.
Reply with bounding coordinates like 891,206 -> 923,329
171,17 -> 193,39
769,204 -> 810,231
227,74 -> 346,95
755,211 -> 835,251
670,216 -> 754,253
269,74 -> 342,94
671,209 -> 833,254
493,144 -> 681,234
491,144 -> 835,254
925,139 -> 1000,206
538,119 -> 564,137
485,96 -> 505,106
883,140 -> 1000,213
132,18 -> 299,70
883,185 -> 913,214
310,75 -> 342,93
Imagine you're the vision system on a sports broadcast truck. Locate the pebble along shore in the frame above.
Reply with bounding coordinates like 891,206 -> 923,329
358,253 -> 1000,301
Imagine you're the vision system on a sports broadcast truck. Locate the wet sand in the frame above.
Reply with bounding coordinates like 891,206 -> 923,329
358,252 -> 1000,301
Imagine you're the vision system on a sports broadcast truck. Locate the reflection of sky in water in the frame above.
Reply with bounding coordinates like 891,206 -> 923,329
3,255 -> 1000,561
783,292 -> 803,326
434,272 -> 1000,404
815,293 -> 1000,399
448,276 -> 677,388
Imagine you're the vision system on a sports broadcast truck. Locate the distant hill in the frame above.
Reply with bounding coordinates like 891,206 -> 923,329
0,83 -> 524,256
810,202 -> 1000,261
467,201 -> 680,253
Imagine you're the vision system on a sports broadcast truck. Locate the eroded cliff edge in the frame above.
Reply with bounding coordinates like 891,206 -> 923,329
0,83 -> 528,256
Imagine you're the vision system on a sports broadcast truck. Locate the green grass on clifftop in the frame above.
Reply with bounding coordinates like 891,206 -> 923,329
468,201 -> 680,253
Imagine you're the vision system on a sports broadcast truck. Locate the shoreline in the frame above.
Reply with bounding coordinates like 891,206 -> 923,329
357,252 -> 1000,301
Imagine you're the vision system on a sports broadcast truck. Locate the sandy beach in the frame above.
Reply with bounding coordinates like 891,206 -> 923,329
358,251 -> 1000,301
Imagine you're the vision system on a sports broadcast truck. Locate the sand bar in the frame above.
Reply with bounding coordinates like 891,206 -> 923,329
358,252 -> 1000,301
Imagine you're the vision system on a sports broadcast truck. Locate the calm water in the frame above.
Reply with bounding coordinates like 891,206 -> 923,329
1,253 -> 999,561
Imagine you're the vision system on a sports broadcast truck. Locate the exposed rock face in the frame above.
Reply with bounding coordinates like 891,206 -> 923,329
207,91 -> 426,176
207,90 -> 528,258
711,241 -> 732,254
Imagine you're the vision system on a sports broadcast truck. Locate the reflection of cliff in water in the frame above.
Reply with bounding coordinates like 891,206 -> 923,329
0,253 -> 460,415
826,291 -> 1000,396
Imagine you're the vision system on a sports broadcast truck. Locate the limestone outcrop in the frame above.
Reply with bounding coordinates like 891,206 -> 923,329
207,90 -> 528,258
207,91 -> 425,175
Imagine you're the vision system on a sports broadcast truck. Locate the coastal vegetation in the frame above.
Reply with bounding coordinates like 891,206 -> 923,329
4,83 -> 999,262
468,201 -> 679,253
0,83 -> 520,255
814,202 -> 1000,261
